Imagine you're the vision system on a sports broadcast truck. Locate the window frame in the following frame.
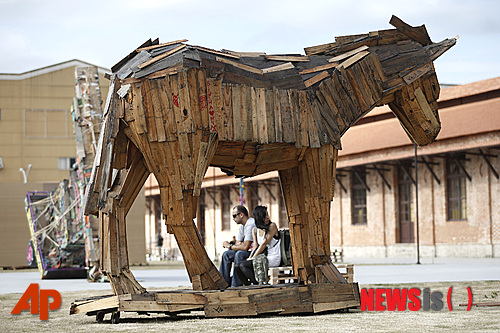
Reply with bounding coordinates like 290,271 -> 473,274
446,155 -> 468,221
351,166 -> 368,225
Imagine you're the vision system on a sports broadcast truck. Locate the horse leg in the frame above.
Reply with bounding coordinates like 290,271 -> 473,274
100,147 -> 149,295
160,185 -> 228,290
280,146 -> 346,284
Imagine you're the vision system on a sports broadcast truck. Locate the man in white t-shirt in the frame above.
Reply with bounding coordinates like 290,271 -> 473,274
220,205 -> 255,287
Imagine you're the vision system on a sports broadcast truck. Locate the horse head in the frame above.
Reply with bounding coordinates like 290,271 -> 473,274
383,38 -> 457,146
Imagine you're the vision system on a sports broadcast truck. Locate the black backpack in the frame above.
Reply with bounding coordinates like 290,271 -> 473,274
278,229 -> 292,266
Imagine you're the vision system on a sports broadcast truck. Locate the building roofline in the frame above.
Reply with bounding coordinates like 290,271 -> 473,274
0,59 -> 111,80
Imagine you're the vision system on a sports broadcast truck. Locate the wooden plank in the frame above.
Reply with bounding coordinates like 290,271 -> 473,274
313,300 -> 360,313
289,90 -> 301,148
250,87 -> 259,142
166,74 -> 186,135
156,293 -> 207,305
231,85 -> 242,140
116,208 -> 128,270
120,300 -> 201,312
330,69 -> 360,125
339,64 -> 368,113
317,79 -> 346,132
357,59 -> 382,103
131,83 -> 147,134
309,99 -> 330,146
297,90 -> 310,147
223,50 -> 266,57
204,303 -> 257,317
206,78 -> 218,133
136,39 -> 188,52
70,296 -> 119,314
265,88 -> 276,142
304,71 -> 330,88
302,93 -> 320,148
196,45 -> 241,59
112,129 -> 129,169
178,71 -> 195,133
338,50 -> 370,69
255,88 -> 268,144
250,287 -> 301,314
222,84 -> 234,139
255,144 -> 299,165
196,69 -> 210,130
403,63 -> 432,85
193,133 -> 218,196
137,44 -> 186,69
328,45 -> 369,63
273,88 -> 283,142
163,141 -> 184,201
149,79 -> 167,142
265,55 -> 309,62
262,62 -> 295,74
335,33 -> 369,47
304,41 -> 337,56
389,15 -> 432,46
157,77 -> 177,141
145,62 -> 183,82
211,79 -> 226,139
187,68 -> 202,131
314,89 -> 340,144
240,85 -> 252,141
279,90 -> 295,143
215,56 -> 263,75
414,87 -> 440,129
343,67 -> 368,113
177,132 -> 195,188
299,62 -> 337,75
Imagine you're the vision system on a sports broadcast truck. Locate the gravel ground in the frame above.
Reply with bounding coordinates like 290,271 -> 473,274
2,280 -> 499,333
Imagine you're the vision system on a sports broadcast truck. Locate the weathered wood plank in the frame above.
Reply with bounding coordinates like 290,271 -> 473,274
206,77 -> 219,134
265,55 -> 309,62
328,45 -> 369,63
138,44 -> 186,69
299,62 -> 337,75
215,56 -> 263,75
262,62 -> 295,74
389,15 -> 432,46
222,84 -> 234,139
255,88 -> 268,144
265,88 -> 276,142
136,39 -> 188,52
338,50 -> 370,69
149,79 -> 167,142
304,71 -> 330,88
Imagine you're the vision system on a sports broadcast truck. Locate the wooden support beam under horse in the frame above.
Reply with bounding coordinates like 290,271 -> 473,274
75,15 -> 455,319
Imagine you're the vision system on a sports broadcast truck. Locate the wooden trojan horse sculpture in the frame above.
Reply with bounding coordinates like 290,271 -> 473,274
83,16 -> 455,296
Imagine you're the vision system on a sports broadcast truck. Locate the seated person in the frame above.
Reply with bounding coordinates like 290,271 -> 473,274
219,205 -> 255,287
235,205 -> 281,285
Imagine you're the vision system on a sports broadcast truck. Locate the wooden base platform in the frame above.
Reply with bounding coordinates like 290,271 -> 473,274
269,264 -> 353,285
70,283 -> 360,322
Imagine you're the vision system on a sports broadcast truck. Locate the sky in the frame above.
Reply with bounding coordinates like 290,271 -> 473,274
1,0 -> 499,85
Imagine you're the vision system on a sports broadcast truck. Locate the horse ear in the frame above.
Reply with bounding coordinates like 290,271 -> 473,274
425,37 -> 458,61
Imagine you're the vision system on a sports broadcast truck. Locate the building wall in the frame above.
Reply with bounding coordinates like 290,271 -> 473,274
0,66 -> 109,183
0,62 -> 148,267
336,149 -> 499,258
